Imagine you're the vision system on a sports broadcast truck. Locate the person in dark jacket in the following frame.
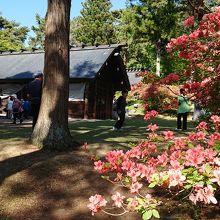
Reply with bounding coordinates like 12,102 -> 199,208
27,72 -> 43,129
113,90 -> 128,131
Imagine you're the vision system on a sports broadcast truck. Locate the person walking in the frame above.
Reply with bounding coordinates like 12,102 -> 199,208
26,72 -> 43,129
113,90 -> 128,131
176,88 -> 191,131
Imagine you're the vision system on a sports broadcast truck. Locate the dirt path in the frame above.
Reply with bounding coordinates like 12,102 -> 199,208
0,119 -> 140,220
0,117 -> 219,220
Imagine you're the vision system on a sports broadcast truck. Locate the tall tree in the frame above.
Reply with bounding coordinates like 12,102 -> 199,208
31,0 -> 78,150
0,14 -> 29,51
74,0 -> 115,45
69,16 -> 82,46
185,0 -> 219,20
127,0 -> 184,76
28,14 -> 45,49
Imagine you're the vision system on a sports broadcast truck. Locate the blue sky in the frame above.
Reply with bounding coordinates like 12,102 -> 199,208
0,0 -> 126,30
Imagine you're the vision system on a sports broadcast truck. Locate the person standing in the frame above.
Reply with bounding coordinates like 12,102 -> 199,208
22,98 -> 30,120
177,88 -> 191,131
12,95 -> 23,124
6,96 -> 13,119
27,72 -> 43,128
113,90 -> 128,131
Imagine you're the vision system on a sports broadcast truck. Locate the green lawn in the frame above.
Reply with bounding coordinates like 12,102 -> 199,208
69,115 -> 195,148
0,115 -> 196,147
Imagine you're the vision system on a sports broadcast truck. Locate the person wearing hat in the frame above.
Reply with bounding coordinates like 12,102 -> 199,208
26,71 -> 43,128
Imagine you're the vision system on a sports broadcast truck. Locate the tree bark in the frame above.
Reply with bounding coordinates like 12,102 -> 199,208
155,40 -> 161,77
31,0 -> 79,150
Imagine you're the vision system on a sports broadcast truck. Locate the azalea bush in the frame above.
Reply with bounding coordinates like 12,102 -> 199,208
130,7 -> 220,115
88,7 -> 220,219
166,7 -> 220,114
130,77 -> 179,114
88,111 -> 220,219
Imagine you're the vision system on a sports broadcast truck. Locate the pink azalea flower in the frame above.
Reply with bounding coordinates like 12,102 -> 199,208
170,150 -> 181,161
183,16 -> 195,27
111,192 -> 125,208
127,169 -> 140,182
130,181 -> 143,193
211,170 -> 220,186
176,35 -> 189,46
163,131 -> 174,140
128,197 -> 139,211
185,146 -> 205,167
203,185 -> 218,204
121,158 -> 135,171
126,146 -> 142,159
88,194 -> 107,215
94,160 -> 107,173
188,132 -> 197,141
189,30 -> 200,40
196,131 -> 206,140
147,123 -> 159,132
207,66 -> 214,72
173,139 -> 186,150
203,148 -> 217,163
189,193 -> 197,204
214,157 -> 220,166
105,150 -> 124,171
215,6 -> 220,13
157,152 -> 168,167
167,169 -> 186,187
210,115 -> 220,124
196,121 -> 208,130
170,160 -> 184,170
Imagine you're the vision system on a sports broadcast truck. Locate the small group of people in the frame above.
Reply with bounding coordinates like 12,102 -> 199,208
4,72 -> 43,128
5,95 -> 29,124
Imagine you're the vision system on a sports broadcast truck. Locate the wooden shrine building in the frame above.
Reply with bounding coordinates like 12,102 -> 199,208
0,44 -> 130,119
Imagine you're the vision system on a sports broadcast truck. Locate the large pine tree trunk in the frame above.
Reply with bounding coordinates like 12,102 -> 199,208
31,0 -> 79,150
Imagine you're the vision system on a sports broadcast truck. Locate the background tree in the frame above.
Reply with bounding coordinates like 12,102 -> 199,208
121,0 -> 185,76
185,0 -> 220,20
74,0 -> 115,45
31,0 -> 78,150
69,16 -> 82,46
28,14 -> 45,49
0,13 -> 29,51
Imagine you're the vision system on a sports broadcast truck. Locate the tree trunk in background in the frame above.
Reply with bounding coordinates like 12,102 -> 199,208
31,0 -> 79,150
155,40 -> 161,77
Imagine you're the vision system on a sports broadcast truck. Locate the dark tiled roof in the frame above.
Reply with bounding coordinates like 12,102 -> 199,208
127,69 -> 144,85
0,44 -> 122,80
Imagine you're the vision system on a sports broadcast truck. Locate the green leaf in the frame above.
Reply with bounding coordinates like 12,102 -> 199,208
152,209 -> 160,218
138,198 -> 145,205
204,164 -> 212,174
184,184 -> 192,189
149,182 -> 156,188
162,175 -> 169,182
124,176 -> 130,183
101,175 -> 109,180
188,143 -> 195,149
143,210 -> 153,220
213,140 -> 220,152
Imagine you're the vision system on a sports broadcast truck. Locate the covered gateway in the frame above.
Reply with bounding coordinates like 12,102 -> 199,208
0,44 -> 130,119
